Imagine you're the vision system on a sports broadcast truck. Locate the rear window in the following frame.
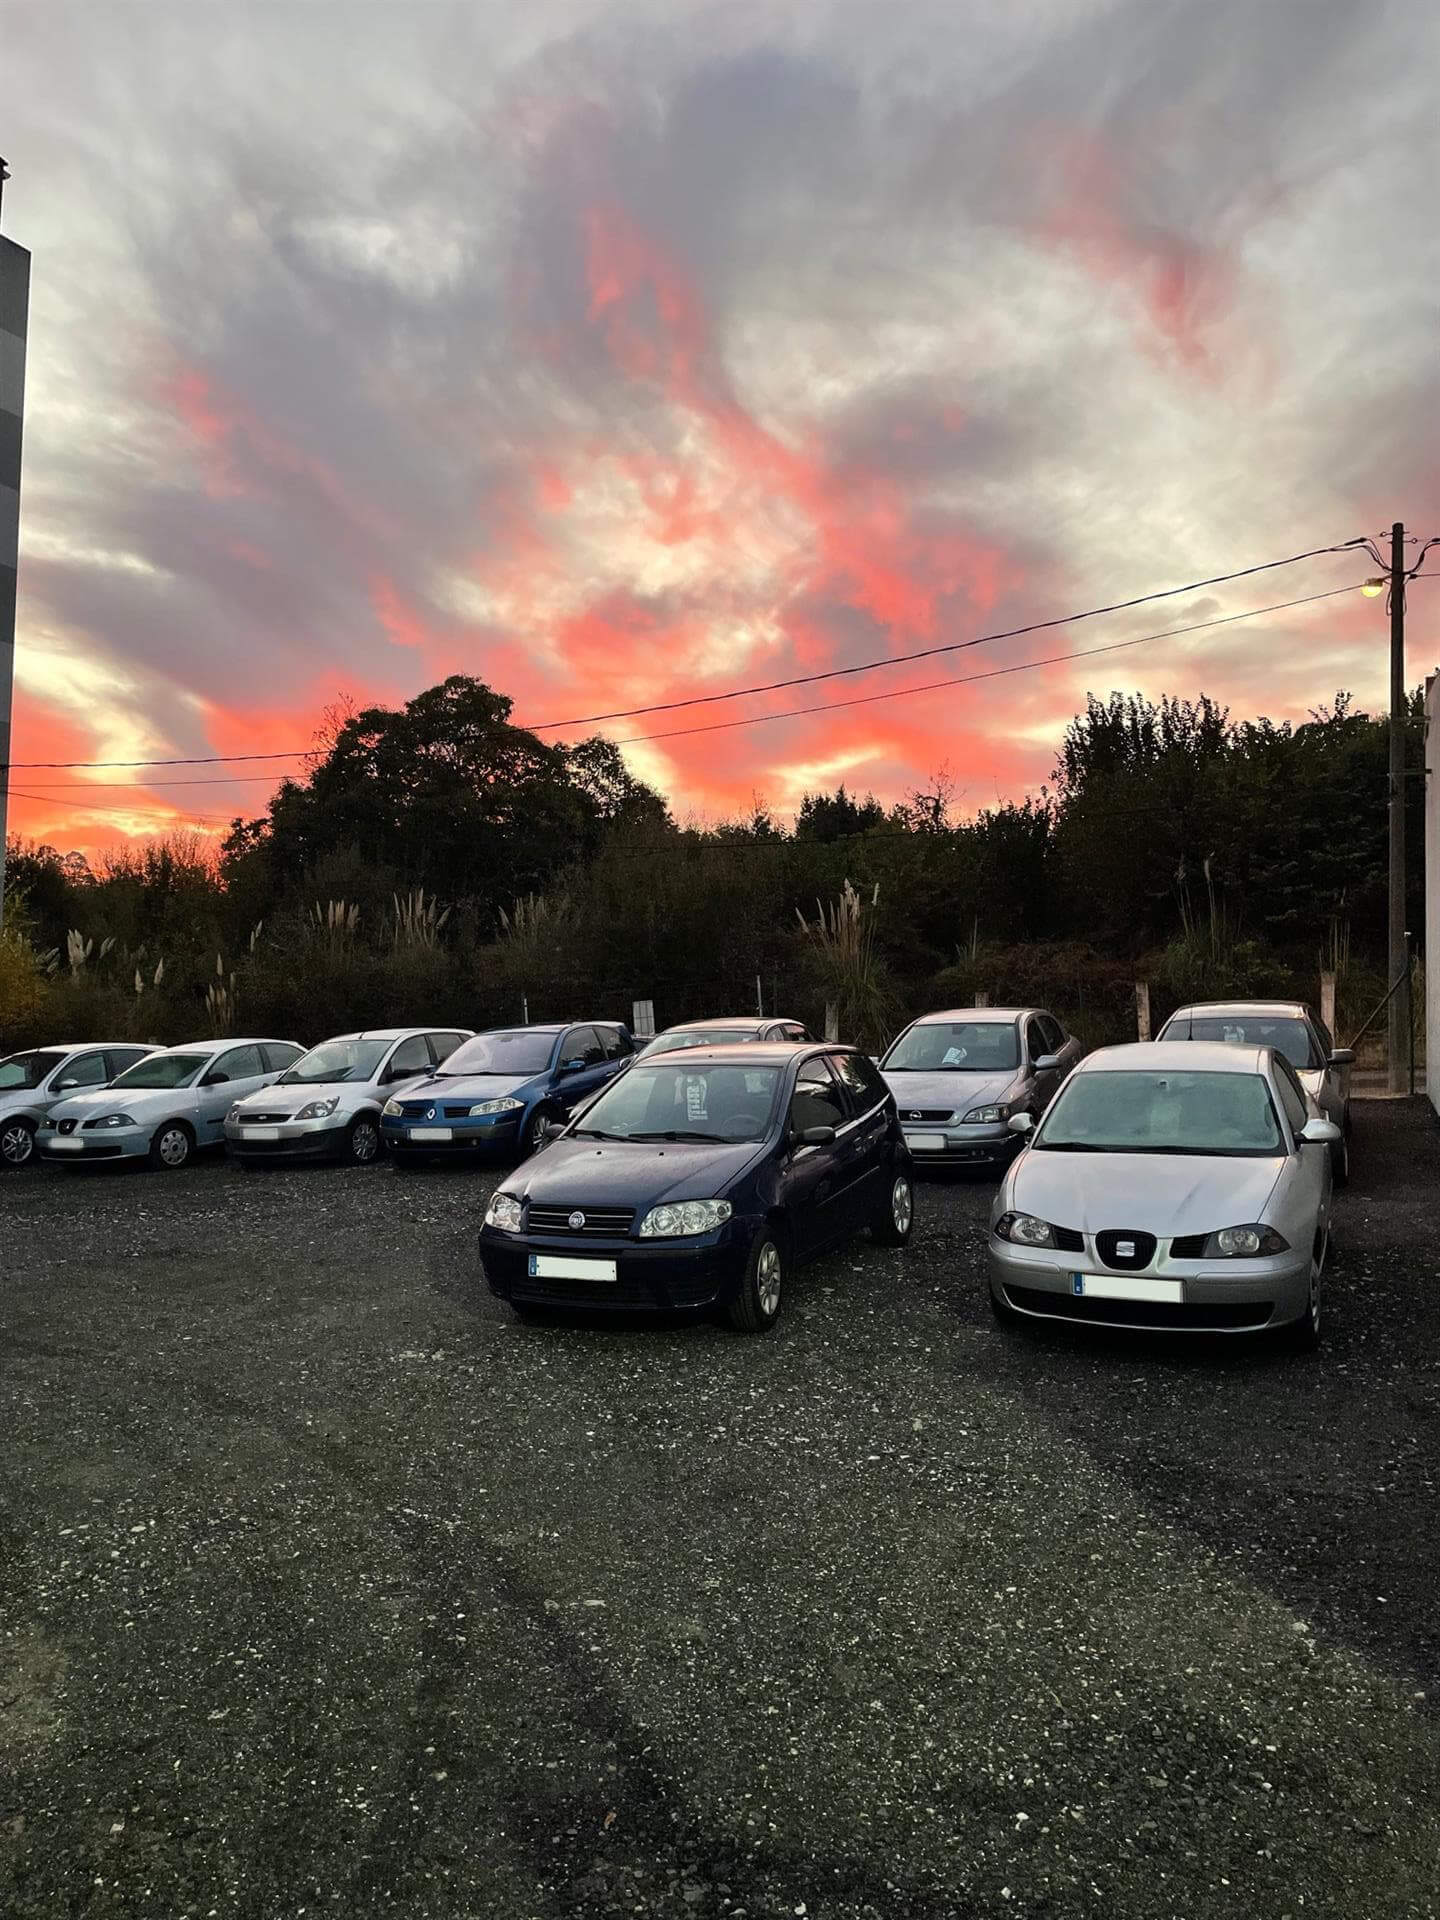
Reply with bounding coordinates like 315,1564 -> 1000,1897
1164,1015 -> 1320,1072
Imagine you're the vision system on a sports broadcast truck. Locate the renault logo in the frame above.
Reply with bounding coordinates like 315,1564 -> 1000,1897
568,1210 -> 586,1230
425,1106 -> 436,1121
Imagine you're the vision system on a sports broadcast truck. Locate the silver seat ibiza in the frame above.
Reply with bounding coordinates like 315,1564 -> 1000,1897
988,1041 -> 1339,1348
224,1027 -> 472,1166
0,1041 -> 157,1169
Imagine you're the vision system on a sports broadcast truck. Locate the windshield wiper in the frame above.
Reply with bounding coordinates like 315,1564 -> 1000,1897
624,1129 -> 730,1143
571,1127 -> 622,1140
1036,1142 -> 1112,1152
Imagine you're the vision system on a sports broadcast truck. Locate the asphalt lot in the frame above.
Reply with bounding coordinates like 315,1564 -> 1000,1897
3,1101 -> 1439,1919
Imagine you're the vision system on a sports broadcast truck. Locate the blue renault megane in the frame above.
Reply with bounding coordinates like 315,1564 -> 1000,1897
381,1021 -> 633,1164
478,1042 -> 914,1332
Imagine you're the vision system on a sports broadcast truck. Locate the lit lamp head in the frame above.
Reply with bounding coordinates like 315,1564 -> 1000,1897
1360,578 -> 1387,598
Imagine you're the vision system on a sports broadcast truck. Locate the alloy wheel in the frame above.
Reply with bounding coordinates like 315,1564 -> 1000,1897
1,1121 -> 34,1168
891,1175 -> 913,1236
350,1118 -> 380,1164
756,1240 -> 783,1318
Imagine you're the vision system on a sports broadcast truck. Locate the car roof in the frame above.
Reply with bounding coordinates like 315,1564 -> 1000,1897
13,1041 -> 152,1054
322,1028 -> 470,1043
1165,1001 -> 1308,1021
630,1041 -> 833,1065
1082,1041 -> 1269,1074
912,1007 -> 1028,1024
171,1037 -> 299,1052
657,1017 -> 771,1033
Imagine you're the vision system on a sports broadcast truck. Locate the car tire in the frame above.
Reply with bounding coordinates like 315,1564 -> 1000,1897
729,1227 -> 785,1335
0,1117 -> 36,1170
1331,1127 -> 1349,1190
347,1115 -> 382,1165
871,1169 -> 915,1247
1283,1235 -> 1325,1352
148,1121 -> 194,1172
519,1105 -> 555,1158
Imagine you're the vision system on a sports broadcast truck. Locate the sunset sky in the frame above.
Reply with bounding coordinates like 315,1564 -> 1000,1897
2,0 -> 1436,852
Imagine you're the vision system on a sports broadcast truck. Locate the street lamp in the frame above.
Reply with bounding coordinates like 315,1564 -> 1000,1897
1360,577 -> 1387,598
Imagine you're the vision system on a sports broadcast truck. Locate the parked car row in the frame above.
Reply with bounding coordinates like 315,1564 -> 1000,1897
1,995 -> 1354,1350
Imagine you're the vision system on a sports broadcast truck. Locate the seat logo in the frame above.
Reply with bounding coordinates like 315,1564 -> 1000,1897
1116,1239 -> 1135,1259
568,1211 -> 586,1230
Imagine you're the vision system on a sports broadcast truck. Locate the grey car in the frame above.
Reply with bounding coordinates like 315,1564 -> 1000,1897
879,1006 -> 1083,1169
0,1041 -> 157,1170
224,1026 -> 472,1165
38,1037 -> 304,1170
636,1017 -> 814,1060
1156,1001 -> 1354,1185
989,1041 -> 1339,1347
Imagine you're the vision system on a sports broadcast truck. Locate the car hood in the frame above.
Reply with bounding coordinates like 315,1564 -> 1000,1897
883,1069 -> 1018,1117
233,1078 -> 376,1115
502,1135 -> 764,1209
400,1070 -> 540,1102
1009,1150 -> 1285,1236
48,1086 -> 187,1121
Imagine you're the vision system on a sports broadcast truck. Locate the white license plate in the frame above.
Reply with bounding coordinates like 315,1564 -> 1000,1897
528,1253 -> 617,1283
904,1132 -> 946,1152
48,1137 -> 84,1153
245,1126 -> 281,1141
1071,1273 -> 1183,1304
409,1126 -> 453,1142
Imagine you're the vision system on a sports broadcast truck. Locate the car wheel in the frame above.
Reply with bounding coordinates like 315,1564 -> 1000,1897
0,1117 -> 36,1170
729,1227 -> 785,1335
1331,1128 -> 1349,1189
872,1170 -> 915,1247
520,1106 -> 554,1157
1284,1235 -> 1325,1352
347,1115 -> 381,1165
148,1122 -> 194,1172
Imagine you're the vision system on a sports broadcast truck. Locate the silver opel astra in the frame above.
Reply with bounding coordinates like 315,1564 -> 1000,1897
988,1041 -> 1339,1348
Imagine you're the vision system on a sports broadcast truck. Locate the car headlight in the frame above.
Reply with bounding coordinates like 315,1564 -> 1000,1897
963,1104 -> 1011,1124
638,1199 -> 733,1238
467,1097 -> 524,1117
1203,1224 -> 1290,1258
383,1097 -> 404,1117
295,1098 -> 340,1121
993,1210 -> 1055,1248
485,1192 -> 524,1233
87,1113 -> 135,1129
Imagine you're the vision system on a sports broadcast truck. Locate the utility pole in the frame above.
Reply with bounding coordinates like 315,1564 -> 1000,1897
0,160 -> 30,936
1387,520 -> 1407,1094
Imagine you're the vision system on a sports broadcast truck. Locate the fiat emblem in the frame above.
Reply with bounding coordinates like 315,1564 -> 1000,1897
568,1210 -> 586,1230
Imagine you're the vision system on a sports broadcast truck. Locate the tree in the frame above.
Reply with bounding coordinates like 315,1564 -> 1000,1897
795,785 -> 886,843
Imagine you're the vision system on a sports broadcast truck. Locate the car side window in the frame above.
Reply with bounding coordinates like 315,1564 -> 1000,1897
214,1045 -> 264,1082
1038,1015 -> 1065,1054
831,1051 -> 884,1111
1024,1018 -> 1047,1064
260,1043 -> 302,1072
105,1048 -> 151,1079
789,1059 -> 846,1135
55,1051 -> 109,1092
600,1026 -> 631,1061
1273,1060 -> 1309,1139
388,1036 -> 432,1079
1310,1015 -> 1334,1059
563,1027 -> 605,1070
427,1032 -> 467,1065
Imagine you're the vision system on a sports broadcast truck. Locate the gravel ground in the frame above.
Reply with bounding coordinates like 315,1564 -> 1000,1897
2,1100 -> 1438,1919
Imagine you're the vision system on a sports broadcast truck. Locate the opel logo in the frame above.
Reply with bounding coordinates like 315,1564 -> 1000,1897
908,1111 -> 922,1120
425,1106 -> 436,1121
568,1211 -> 586,1230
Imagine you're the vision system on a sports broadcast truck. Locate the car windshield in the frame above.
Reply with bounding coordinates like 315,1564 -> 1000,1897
109,1053 -> 211,1091
0,1049 -> 67,1091
573,1062 -> 782,1143
1164,1014 -> 1321,1072
884,1021 -> 1020,1072
280,1039 -> 391,1085
439,1030 -> 557,1075
1036,1069 -> 1285,1157
644,1029 -> 755,1055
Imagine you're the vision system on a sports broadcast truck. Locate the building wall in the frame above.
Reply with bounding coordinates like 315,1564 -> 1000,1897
1427,674 -> 1440,1115
0,233 -> 30,921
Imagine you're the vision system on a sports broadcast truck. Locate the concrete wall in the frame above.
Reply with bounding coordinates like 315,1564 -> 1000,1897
1427,674 -> 1440,1115
0,233 -> 30,925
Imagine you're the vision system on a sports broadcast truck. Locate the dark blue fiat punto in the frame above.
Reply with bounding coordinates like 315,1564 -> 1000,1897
478,1043 -> 914,1332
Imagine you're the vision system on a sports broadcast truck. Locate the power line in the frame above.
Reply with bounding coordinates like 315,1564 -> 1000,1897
0,539 -> 1374,773
10,582 -> 1362,794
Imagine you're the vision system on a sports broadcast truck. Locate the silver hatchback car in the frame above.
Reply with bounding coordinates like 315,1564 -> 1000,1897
0,1041 -> 157,1170
989,1042 -> 1339,1347
1155,1001 -> 1354,1185
879,1006 -> 1083,1169
225,1027 -> 472,1165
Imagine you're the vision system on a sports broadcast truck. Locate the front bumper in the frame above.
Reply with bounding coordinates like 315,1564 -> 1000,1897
902,1121 -> 1017,1167
480,1224 -> 751,1312
988,1239 -> 1311,1333
36,1123 -> 150,1163
383,1113 -> 523,1158
225,1118 -> 352,1161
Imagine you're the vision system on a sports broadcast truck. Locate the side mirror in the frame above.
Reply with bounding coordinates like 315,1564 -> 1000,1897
1327,1049 -> 1355,1068
1007,1111 -> 1034,1136
1299,1117 -> 1342,1146
559,1057 -> 586,1075
797,1124 -> 836,1147
1033,1053 -> 1060,1072
202,1070 -> 229,1087
54,1078 -> 78,1093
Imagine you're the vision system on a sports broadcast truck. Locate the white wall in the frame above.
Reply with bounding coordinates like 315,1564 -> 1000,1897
1426,674 -> 1440,1114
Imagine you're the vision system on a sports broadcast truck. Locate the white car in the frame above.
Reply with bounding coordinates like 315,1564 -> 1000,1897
224,1027 -> 472,1166
988,1041 -> 1339,1349
0,1041 -> 159,1169
37,1038 -> 304,1171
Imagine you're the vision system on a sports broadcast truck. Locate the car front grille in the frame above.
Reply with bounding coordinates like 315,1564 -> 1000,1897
527,1205 -> 636,1237
1095,1228 -> 1158,1271
1052,1226 -> 1086,1253
57,1118 -> 78,1135
512,1269 -> 717,1309
1169,1233 -> 1208,1259
241,1112 -> 289,1125
901,1108 -> 954,1123
1005,1285 -> 1272,1332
